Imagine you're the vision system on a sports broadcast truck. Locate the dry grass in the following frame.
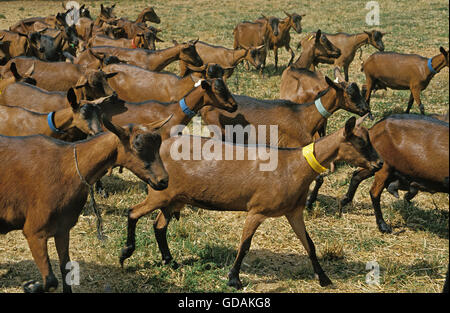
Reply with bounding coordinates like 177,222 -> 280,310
0,0 -> 448,293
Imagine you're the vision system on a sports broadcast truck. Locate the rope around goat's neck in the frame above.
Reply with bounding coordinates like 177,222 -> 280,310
73,145 -> 106,241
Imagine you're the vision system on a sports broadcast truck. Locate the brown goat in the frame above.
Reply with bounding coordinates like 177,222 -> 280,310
102,63 -> 204,102
0,56 -> 84,91
119,115 -> 380,289
339,114 -> 449,234
233,15 -> 280,73
0,30 -> 31,61
0,62 -> 36,94
312,30 -> 387,81
262,11 -> 305,69
88,39 -> 202,71
107,78 -> 237,137
0,116 -> 171,293
115,7 -> 161,39
88,31 -> 163,50
362,47 -> 449,114
178,41 -> 265,79
0,70 -> 117,112
0,88 -> 116,140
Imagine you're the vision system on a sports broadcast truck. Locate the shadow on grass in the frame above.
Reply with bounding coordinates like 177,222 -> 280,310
0,259 -> 172,293
99,175 -> 148,195
391,199 -> 449,239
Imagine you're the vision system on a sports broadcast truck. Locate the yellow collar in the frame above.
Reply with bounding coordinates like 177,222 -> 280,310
302,142 -> 327,174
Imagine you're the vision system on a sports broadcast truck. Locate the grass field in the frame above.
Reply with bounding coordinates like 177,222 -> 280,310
0,0 -> 448,293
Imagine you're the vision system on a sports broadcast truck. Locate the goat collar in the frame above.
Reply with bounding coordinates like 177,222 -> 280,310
427,58 -> 437,75
179,98 -> 196,118
302,142 -> 327,174
47,112 -> 65,134
315,97 -> 331,118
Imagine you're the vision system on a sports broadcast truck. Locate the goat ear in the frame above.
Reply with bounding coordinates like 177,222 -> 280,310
440,46 -> 448,57
67,88 -> 79,111
315,29 -> 322,43
147,114 -> 173,131
344,116 -> 356,139
9,62 -> 21,80
325,76 -> 341,90
105,72 -> 118,79
200,79 -> 211,90
24,62 -> 35,77
355,113 -> 370,127
102,116 -> 129,141
111,4 -> 116,9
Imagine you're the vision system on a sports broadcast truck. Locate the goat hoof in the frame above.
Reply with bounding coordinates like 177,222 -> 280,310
163,259 -> 179,269
378,221 -> 392,234
227,277 -> 242,290
119,245 -> 135,267
23,280 -> 44,293
316,273 -> 333,287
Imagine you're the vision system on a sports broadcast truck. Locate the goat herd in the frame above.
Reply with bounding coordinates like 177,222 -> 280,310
0,3 -> 448,293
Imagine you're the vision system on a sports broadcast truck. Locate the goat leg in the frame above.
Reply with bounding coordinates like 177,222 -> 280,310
286,206 -> 332,287
119,209 -> 138,267
369,164 -> 393,233
24,234 -> 58,292
305,174 -> 324,211
55,231 -> 72,293
228,213 -> 265,289
153,208 -> 178,269
405,92 -> 414,113
340,168 -> 375,209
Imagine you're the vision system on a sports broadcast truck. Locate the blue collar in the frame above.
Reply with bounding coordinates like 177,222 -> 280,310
179,98 -> 196,118
315,97 -> 331,118
47,112 -> 65,134
427,58 -> 437,75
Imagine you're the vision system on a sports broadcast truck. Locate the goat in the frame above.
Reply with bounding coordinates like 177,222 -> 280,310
115,7 -> 161,39
119,115 -> 381,289
0,62 -> 36,94
362,47 -> 449,114
88,39 -> 202,71
312,30 -> 387,81
0,69 -> 118,111
0,88 -> 117,140
262,11 -> 305,69
94,4 -> 117,27
88,30 -> 163,50
0,30 -> 31,61
0,115 -> 171,293
102,63 -> 205,102
0,56 -> 84,91
233,15 -> 280,74
289,29 -> 341,70
339,114 -> 449,234
178,41 -> 265,80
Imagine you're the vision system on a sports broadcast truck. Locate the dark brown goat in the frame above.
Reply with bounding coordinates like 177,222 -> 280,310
115,7 -> 161,39
339,114 -> 449,234
178,41 -> 265,79
0,116 -> 171,293
0,88 -> 116,140
312,30 -> 387,81
87,39 -> 202,71
362,47 -> 449,114
119,116 -> 380,289
263,11 -> 305,69
0,69 -> 117,112
233,15 -> 280,73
